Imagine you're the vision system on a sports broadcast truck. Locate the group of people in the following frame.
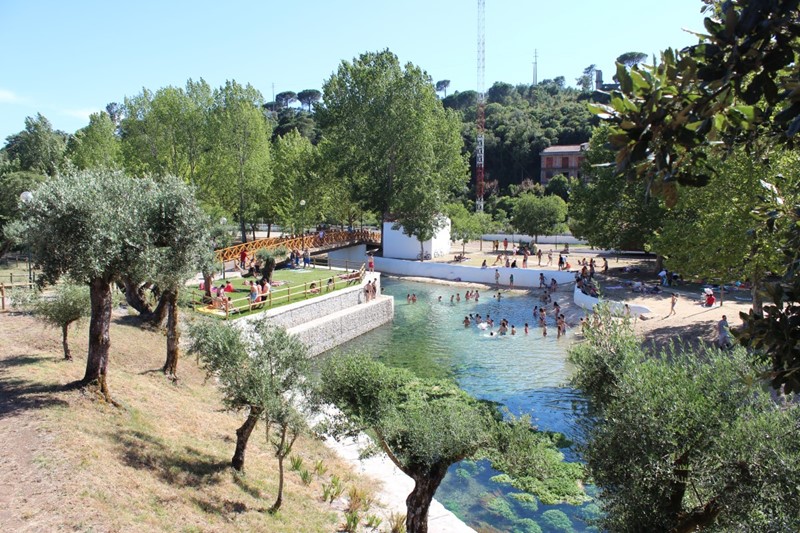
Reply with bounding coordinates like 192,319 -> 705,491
289,248 -> 313,269
248,279 -> 271,310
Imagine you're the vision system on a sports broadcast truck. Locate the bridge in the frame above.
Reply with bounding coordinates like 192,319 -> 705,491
215,229 -> 381,263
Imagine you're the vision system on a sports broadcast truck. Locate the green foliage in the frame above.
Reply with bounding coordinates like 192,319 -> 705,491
318,49 -> 468,234
313,459 -> 327,477
568,126 -> 664,250
511,193 -> 568,241
298,468 -> 312,485
289,455 -> 303,471
570,311 -> 800,531
188,317 -> 315,511
67,111 -> 121,170
486,496 -> 516,521
3,113 -> 67,177
543,174 -> 570,202
320,353 -> 585,528
514,518 -> 542,533
540,509 -> 574,532
342,510 -> 360,532
32,282 -> 89,327
365,513 -> 382,529
0,170 -> 46,251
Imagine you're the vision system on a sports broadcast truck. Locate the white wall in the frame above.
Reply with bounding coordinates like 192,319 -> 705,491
573,286 -> 651,316
383,219 -> 452,260
373,256 -> 575,288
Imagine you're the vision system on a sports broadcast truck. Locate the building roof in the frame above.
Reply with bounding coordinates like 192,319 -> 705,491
540,143 -> 589,154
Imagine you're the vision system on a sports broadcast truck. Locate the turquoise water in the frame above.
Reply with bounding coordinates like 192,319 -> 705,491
330,278 -> 598,532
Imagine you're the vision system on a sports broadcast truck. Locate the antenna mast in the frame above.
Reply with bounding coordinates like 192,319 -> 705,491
475,0 -> 485,212
533,49 -> 538,85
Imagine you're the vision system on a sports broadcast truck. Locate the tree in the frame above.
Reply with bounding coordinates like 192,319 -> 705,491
296,89 -> 322,111
568,126 -> 665,251
568,310 -> 800,532
206,80 -> 272,243
267,130 -> 318,234
188,319 -> 315,512
13,169 -> 205,401
0,170 -> 46,253
435,79 -> 450,98
14,170 -> 151,400
446,202 -> 486,256
575,64 -> 596,92
511,193 -> 567,243
653,148 -> 798,312
67,111 -> 121,170
275,91 -> 297,109
320,354 -> 585,533
615,51 -> 648,68
31,282 -> 91,360
544,174 -> 571,202
140,176 -> 210,378
3,113 -> 68,177
317,50 -> 468,249
590,0 -> 800,391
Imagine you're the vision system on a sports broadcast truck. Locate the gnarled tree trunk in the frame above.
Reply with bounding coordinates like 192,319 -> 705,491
83,277 -> 113,402
231,406 -> 262,471
406,463 -> 449,533
122,276 -> 155,316
162,289 -> 179,377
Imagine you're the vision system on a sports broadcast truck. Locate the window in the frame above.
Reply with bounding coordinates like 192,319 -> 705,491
562,157 -> 569,168
545,157 -> 553,168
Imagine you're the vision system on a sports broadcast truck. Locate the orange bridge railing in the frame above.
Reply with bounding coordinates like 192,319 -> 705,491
215,229 -> 381,263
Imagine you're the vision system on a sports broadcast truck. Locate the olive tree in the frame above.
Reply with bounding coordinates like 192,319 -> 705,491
31,282 -> 90,360
568,310 -> 800,532
14,169 -> 205,400
188,318 -> 314,513
319,354 -> 585,533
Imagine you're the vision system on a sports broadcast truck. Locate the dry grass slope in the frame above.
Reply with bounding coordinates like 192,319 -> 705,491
0,311 -> 376,533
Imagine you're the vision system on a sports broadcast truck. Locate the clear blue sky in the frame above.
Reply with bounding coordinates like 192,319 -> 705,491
0,0 -> 707,141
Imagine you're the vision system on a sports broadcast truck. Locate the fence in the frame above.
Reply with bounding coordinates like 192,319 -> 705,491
192,264 -> 366,320
0,281 -> 37,311
215,229 -> 380,263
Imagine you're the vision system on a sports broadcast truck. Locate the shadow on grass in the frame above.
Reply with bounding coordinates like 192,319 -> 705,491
190,496 -> 259,517
0,353 -> 72,418
641,320 -> 715,352
117,429 -> 229,488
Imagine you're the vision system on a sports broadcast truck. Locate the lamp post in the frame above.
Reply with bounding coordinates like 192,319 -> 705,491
299,199 -> 306,236
19,191 -> 33,283
219,217 -> 228,280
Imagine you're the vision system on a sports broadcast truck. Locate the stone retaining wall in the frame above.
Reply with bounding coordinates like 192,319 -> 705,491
289,296 -> 394,356
236,274 -> 390,356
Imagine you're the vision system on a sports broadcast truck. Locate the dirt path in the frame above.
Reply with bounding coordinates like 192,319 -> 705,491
0,315 -> 75,532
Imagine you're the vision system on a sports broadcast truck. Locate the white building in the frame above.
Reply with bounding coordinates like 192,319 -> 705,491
382,218 -> 451,260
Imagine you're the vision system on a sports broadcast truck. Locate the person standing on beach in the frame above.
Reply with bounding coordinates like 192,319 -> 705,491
503,237 -> 509,252
509,273 -> 514,289
495,269 -> 501,289
537,248 -> 543,266
669,293 -> 678,317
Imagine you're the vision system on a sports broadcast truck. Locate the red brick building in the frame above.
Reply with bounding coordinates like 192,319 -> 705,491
539,143 -> 589,185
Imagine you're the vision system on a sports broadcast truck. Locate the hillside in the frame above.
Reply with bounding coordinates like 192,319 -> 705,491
0,310 -> 378,532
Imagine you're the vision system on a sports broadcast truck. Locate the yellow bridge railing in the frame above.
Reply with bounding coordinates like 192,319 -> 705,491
215,229 -> 381,263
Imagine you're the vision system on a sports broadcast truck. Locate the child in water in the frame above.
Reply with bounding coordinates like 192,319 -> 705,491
524,323 -> 529,335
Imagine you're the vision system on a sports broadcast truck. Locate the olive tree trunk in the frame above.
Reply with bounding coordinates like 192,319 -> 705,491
406,464 -> 449,533
162,289 -> 179,377
231,406 -> 262,471
61,323 -> 72,360
83,277 -> 113,401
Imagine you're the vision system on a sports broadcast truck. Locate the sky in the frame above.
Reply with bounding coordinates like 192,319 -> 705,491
0,0 -> 708,141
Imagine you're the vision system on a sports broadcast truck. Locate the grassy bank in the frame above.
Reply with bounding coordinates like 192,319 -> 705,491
0,311 -> 376,532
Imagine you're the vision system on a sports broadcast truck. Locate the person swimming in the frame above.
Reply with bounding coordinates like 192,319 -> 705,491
463,316 -> 471,327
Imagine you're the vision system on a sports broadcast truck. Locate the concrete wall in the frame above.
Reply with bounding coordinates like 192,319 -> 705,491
383,219 -> 451,260
235,273 -> 391,356
482,233 -> 583,246
573,286 -> 651,316
328,244 -> 367,270
373,256 -> 575,288
290,296 -> 393,356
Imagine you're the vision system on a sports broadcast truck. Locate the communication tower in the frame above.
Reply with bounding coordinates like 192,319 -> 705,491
475,0 -> 485,212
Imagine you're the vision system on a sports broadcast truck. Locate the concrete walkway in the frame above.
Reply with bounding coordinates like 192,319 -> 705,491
324,432 -> 475,532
